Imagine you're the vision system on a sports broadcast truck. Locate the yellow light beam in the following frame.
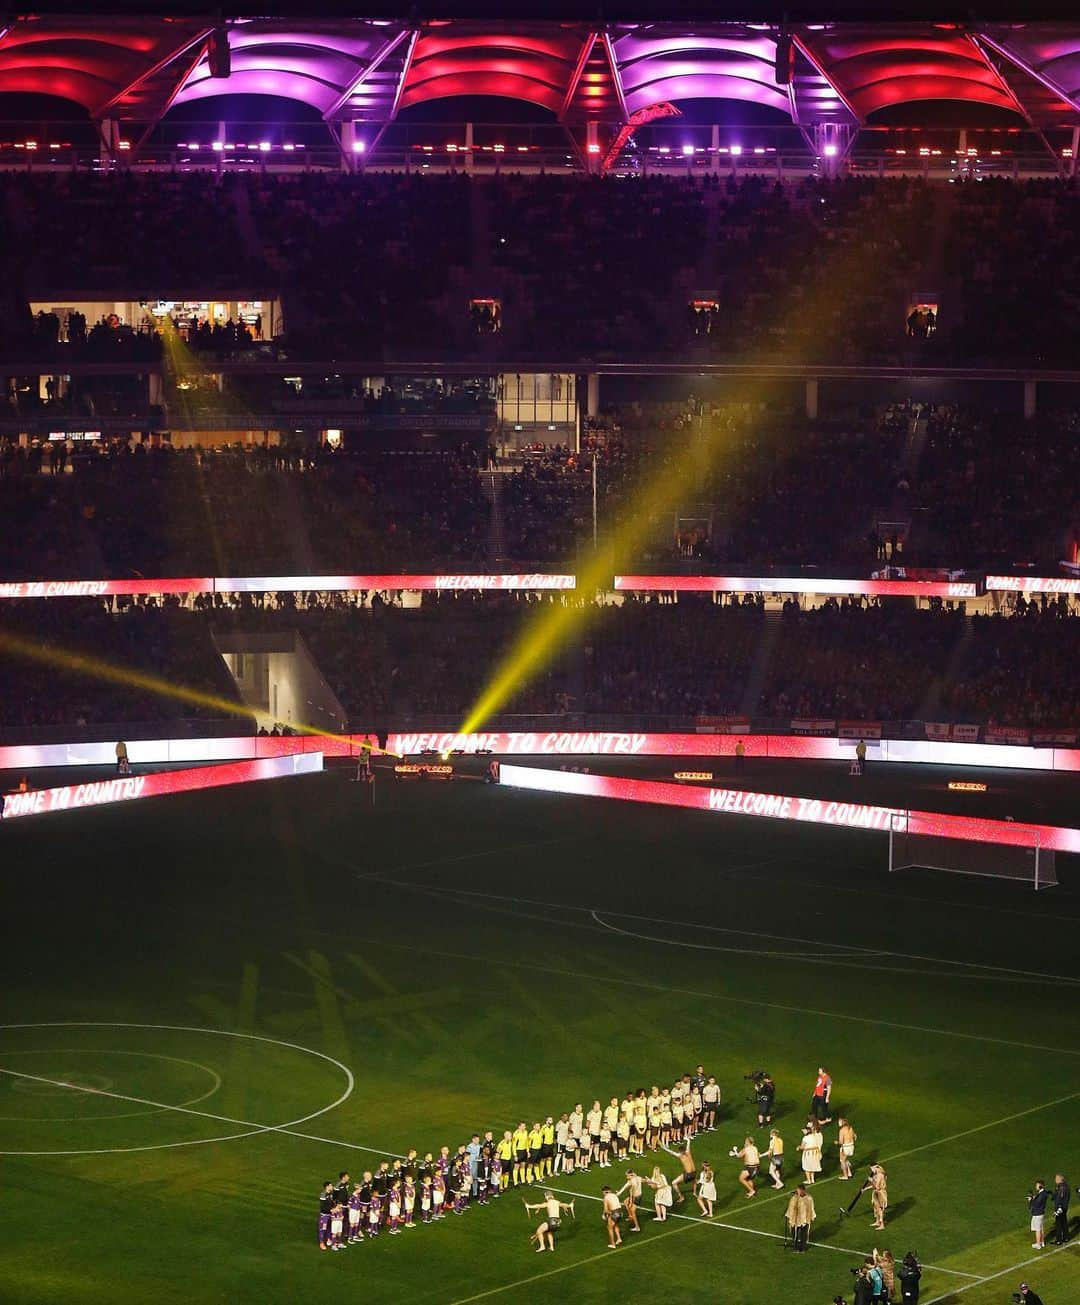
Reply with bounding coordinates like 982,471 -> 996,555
456,424 -> 725,739
0,627 -> 397,755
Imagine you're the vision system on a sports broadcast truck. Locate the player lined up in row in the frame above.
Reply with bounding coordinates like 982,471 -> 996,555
314,1064 -> 834,1250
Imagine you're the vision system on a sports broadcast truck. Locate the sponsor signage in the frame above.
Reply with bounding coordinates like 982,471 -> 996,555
926,723 -> 980,743
1,753 -> 322,821
791,718 -> 837,735
0,574 -> 574,599
498,765 -> 1080,853
986,575 -> 1080,595
984,725 -> 1031,745
948,781 -> 988,792
839,722 -> 882,740
615,576 -> 977,598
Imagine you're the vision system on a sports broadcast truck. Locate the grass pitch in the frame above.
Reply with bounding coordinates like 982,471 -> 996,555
1,769 -> 1078,1304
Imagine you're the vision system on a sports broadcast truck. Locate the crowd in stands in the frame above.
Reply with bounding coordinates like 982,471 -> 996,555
1,589 -> 1077,734
1,171 -> 1080,364
0,598 -> 240,729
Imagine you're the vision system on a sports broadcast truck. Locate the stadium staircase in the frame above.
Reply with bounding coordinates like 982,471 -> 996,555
480,469 -> 508,563
916,615 -> 972,722
738,608 -> 783,718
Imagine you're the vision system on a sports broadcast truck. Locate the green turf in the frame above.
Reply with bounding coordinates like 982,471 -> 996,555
1,770 -> 1078,1304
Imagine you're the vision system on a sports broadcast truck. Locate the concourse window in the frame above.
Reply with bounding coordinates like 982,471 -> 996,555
469,298 -> 501,333
689,299 -> 719,336
905,301 -> 938,339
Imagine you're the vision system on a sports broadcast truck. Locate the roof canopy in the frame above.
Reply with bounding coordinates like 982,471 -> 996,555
0,16 -> 1075,126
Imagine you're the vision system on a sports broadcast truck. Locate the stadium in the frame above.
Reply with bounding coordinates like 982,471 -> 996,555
0,3 -> 1079,1303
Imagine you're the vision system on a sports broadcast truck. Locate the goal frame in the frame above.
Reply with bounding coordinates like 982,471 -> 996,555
887,811 -> 1056,892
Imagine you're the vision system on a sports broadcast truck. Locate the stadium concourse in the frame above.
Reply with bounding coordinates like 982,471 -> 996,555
1,6 -> 1080,1304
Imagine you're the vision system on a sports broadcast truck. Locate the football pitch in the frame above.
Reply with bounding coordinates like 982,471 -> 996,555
1,768 -> 1078,1304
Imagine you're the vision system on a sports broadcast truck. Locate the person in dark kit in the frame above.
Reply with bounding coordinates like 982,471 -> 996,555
1029,1179 -> 1049,1249
898,1250 -> 921,1303
1016,1284 -> 1044,1305
1052,1173 -> 1070,1244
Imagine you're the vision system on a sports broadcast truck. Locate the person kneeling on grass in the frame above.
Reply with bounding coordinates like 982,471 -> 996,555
524,1192 -> 575,1252
601,1186 -> 624,1248
731,1136 -> 761,1198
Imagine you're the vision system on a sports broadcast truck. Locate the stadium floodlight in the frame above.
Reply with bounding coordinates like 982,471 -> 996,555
258,141 -> 271,153
823,144 -> 838,157
730,144 -> 743,156
211,140 -> 224,152
682,143 -> 695,156
352,140 -> 366,154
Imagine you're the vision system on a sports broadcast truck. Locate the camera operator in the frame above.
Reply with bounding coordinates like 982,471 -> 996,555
898,1250 -> 921,1303
754,1073 -> 776,1127
849,1262 -> 875,1305
1013,1282 -> 1044,1305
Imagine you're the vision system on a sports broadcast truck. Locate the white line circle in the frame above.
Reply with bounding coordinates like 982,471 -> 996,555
0,1022 -> 354,1156
0,1049 -> 222,1120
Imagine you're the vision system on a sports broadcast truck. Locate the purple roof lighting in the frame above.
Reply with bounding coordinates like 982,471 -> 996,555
981,24 -> 1080,110
610,25 -> 792,115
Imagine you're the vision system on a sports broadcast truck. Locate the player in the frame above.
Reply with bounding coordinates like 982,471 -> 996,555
524,1192 -> 575,1252
569,1104 -> 586,1170
731,1136 -> 761,1198
702,1076 -> 720,1131
420,1175 -> 434,1223
633,1090 -> 648,1154
403,1175 -> 417,1227
586,1101 -> 603,1168
318,1181 -> 333,1250
367,1190 -> 382,1237
601,1186 -> 623,1248
837,1118 -> 858,1181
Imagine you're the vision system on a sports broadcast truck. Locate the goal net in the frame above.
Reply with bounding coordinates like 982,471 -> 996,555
888,812 -> 1057,891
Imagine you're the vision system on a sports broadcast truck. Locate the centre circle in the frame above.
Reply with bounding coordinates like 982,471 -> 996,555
0,1022 -> 354,1156
0,1049 -> 223,1120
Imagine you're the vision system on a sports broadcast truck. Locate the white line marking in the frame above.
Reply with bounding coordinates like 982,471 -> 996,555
533,1184 -> 980,1278
589,909 -> 888,961
0,1022 -> 354,1156
369,938 -> 1080,1060
0,1048 -> 221,1121
921,1242 -> 1079,1304
380,877 -> 1080,986
445,1214 -> 702,1304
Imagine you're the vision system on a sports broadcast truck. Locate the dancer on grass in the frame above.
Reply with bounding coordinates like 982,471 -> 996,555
524,1192 -> 575,1253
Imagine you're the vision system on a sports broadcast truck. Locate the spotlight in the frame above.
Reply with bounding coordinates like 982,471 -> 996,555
681,143 -> 695,156
730,144 -> 743,156
823,144 -> 838,158
352,140 -> 366,154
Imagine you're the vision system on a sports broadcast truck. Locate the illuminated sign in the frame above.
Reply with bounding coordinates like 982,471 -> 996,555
986,575 -> 1080,595
2,753 -> 322,821
498,766 -> 1080,853
948,781 -> 988,792
0,574 -> 574,599
615,576 -> 977,598
674,771 -> 714,780
394,763 -> 454,777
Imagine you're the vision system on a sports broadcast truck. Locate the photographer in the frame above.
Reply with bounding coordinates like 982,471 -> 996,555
1014,1283 -> 1044,1305
898,1251 -> 921,1303
850,1263 -> 875,1305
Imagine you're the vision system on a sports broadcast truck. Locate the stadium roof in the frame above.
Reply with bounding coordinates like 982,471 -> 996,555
1,16 -> 1077,130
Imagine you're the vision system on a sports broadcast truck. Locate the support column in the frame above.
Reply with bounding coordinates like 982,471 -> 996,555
1023,379 -> 1037,421
586,372 -> 600,419
805,378 -> 819,421
1071,126 -> 1079,178
98,117 -> 119,164
341,120 -> 356,172
148,372 -> 163,406
464,121 -> 474,174
585,121 -> 600,175
710,123 -> 720,175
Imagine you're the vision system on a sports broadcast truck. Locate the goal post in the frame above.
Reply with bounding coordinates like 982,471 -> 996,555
888,811 -> 1057,891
